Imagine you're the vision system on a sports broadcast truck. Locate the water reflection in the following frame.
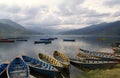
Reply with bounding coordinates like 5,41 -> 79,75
0,35 -> 120,78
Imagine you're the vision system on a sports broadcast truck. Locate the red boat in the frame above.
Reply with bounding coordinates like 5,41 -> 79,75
0,39 -> 15,43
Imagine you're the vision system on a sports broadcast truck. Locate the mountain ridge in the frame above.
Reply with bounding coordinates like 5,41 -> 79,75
61,21 -> 120,35
0,19 -> 42,37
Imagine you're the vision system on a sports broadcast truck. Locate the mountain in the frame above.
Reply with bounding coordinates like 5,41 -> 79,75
61,21 -> 120,35
0,19 -> 25,30
0,19 -> 42,36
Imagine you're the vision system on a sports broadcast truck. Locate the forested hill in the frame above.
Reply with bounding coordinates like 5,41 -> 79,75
61,21 -> 120,35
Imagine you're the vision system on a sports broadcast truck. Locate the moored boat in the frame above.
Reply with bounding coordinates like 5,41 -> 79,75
34,40 -> 51,44
40,38 -> 50,41
70,58 -> 119,70
53,51 -> 70,68
79,48 -> 120,61
22,55 -> 59,77
0,63 -> 8,78
63,39 -> 75,42
76,51 -> 100,60
53,51 -> 71,78
16,39 -> 28,41
48,37 -> 58,40
7,57 -> 29,78
0,39 -> 15,43
38,53 -> 64,71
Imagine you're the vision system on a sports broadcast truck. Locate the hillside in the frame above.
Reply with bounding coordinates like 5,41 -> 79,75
0,19 -> 25,30
0,19 -> 42,37
61,21 -> 120,35
0,23 -> 26,36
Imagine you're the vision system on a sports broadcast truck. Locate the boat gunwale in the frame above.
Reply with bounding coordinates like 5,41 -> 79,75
21,55 -> 59,72
7,56 -> 30,78
38,53 -> 64,68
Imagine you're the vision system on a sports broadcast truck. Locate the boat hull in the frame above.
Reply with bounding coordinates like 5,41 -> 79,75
7,57 -> 29,78
34,41 -> 51,44
63,39 -> 75,42
0,40 -> 15,43
79,48 -> 120,61
70,59 -> 118,70
0,63 -> 8,78
22,55 -> 59,77
53,51 -> 70,68
29,66 -> 59,77
38,53 -> 64,70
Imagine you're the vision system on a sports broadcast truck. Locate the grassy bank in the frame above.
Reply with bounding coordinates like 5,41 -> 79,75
74,64 -> 120,78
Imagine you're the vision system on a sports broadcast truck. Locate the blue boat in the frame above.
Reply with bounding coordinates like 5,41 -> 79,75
70,58 -> 119,70
34,40 -> 51,44
48,37 -> 58,40
0,63 -> 8,78
22,55 -> 59,77
40,38 -> 50,41
7,57 -> 29,78
16,39 -> 28,41
79,48 -> 120,61
63,39 -> 75,42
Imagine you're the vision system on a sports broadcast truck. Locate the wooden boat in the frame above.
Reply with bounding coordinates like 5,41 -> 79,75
16,39 -> 28,41
63,39 -> 75,42
53,51 -> 70,78
70,58 -> 119,70
48,38 -> 58,40
112,42 -> 120,47
53,51 -> 70,68
34,40 -> 51,44
76,51 -> 101,60
0,39 -> 15,43
40,39 -> 50,41
7,57 -> 29,78
0,63 -> 8,78
79,48 -> 120,61
38,53 -> 64,71
22,55 -> 59,77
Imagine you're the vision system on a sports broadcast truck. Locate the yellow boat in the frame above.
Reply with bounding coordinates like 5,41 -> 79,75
53,51 -> 70,68
38,53 -> 64,71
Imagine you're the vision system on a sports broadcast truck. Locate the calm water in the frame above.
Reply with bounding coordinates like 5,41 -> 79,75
0,35 -> 120,78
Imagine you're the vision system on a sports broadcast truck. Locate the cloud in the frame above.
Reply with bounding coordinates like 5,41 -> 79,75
57,0 -> 85,16
112,12 -> 120,17
0,4 -> 21,13
104,0 -> 120,7
0,0 -> 120,31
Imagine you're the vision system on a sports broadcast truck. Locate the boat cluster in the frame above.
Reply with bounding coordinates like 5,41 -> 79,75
0,37 -> 76,45
0,51 -> 70,78
34,38 -> 75,44
34,37 -> 58,44
1,48 -> 120,78
70,48 -> 120,70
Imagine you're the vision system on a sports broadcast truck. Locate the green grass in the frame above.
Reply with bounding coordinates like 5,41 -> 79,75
73,64 -> 120,78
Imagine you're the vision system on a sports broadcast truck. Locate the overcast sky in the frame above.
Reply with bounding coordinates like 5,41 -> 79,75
0,0 -> 120,30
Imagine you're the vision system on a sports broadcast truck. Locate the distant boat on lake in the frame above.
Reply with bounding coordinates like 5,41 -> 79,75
0,39 -> 15,43
34,40 -> 51,44
48,37 -> 58,40
63,39 -> 75,42
16,39 -> 28,41
40,37 -> 57,41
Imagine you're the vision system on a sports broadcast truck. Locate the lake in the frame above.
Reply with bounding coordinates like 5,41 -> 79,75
0,35 -> 120,78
